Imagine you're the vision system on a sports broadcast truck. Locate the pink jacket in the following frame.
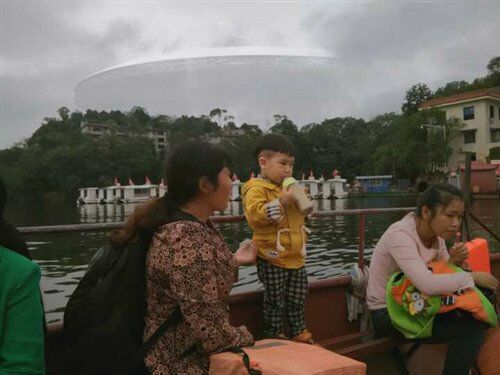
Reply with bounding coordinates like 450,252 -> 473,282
366,212 -> 474,310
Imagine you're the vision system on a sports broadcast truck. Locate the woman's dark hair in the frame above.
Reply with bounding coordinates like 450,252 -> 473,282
110,141 -> 231,248
0,177 -> 32,259
415,181 -> 466,217
254,133 -> 295,158
0,177 -> 6,217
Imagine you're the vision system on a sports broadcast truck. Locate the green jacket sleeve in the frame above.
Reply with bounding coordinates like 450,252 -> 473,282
1,263 -> 45,374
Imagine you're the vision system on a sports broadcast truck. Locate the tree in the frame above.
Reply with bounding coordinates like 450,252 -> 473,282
151,114 -> 174,129
402,83 -> 432,115
270,115 -> 298,138
209,108 -> 234,127
489,147 -> 500,160
370,109 -> 464,181
69,111 -> 83,130
127,106 -> 151,133
299,117 -> 368,180
487,56 -> 500,76
219,134 -> 260,180
240,123 -> 262,136
58,106 -> 70,122
361,113 -> 400,175
167,115 -> 221,145
109,110 -> 128,127
434,81 -> 471,97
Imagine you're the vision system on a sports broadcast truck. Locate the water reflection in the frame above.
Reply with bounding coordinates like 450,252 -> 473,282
77,203 -> 137,223
14,197 -> 499,324
30,231 -> 106,323
73,198 -> 353,224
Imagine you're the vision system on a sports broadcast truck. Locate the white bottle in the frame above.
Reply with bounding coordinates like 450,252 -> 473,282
282,177 -> 314,215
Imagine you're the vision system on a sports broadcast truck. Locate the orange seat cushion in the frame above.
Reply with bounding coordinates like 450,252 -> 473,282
210,339 -> 366,375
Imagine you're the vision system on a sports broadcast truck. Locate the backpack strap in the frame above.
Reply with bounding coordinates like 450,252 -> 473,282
140,308 -> 184,358
140,310 -> 259,374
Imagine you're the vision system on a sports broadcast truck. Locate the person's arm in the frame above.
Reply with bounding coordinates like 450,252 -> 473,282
1,264 -> 45,374
439,238 -> 498,290
243,187 -> 283,228
165,224 -> 253,353
234,240 -> 257,266
387,230 -> 474,296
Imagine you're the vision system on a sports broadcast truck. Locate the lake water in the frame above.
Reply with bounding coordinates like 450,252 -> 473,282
5,195 -> 500,324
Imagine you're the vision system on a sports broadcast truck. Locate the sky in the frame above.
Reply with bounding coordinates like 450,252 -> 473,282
1,1 -> 499,149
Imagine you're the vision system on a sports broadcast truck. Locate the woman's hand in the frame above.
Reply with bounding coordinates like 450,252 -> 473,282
471,272 -> 499,290
449,242 -> 469,266
234,240 -> 258,266
237,325 -> 255,347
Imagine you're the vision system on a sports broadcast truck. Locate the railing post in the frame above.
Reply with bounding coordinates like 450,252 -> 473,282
358,213 -> 365,270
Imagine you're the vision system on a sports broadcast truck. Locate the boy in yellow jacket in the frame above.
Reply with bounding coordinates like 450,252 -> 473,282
241,134 -> 313,343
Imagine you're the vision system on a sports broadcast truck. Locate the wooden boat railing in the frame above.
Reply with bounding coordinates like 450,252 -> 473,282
19,206 -> 417,267
21,206 -> 498,269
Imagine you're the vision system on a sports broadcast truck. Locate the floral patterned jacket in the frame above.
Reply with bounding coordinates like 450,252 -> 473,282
144,211 -> 253,375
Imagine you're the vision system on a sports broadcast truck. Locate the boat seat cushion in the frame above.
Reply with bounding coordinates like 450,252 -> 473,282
210,339 -> 366,375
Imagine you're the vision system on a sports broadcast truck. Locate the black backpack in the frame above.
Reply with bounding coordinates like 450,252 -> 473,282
63,235 -> 182,375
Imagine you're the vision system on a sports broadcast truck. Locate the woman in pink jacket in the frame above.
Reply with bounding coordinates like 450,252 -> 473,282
366,182 -> 498,375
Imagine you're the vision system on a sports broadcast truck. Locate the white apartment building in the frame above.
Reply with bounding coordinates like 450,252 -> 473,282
420,86 -> 500,170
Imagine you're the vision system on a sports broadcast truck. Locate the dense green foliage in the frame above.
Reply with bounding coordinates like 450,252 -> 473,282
1,111 -> 161,196
1,57 -> 498,197
0,107 -> 463,196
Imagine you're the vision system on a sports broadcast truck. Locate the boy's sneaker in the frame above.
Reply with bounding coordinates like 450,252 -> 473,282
292,329 -> 315,344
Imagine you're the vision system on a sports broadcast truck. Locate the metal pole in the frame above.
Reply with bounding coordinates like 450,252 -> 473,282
358,213 -> 365,270
464,152 -> 472,204
463,152 -> 473,241
443,122 -> 448,173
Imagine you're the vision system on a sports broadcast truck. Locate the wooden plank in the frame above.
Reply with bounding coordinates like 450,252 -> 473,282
319,331 -> 372,350
334,337 -> 402,359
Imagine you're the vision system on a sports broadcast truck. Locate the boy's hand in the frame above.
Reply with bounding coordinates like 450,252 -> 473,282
235,240 -> 258,266
279,188 -> 297,207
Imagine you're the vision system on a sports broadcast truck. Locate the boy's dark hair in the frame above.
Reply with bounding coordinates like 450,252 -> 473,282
415,182 -> 466,217
254,133 -> 295,159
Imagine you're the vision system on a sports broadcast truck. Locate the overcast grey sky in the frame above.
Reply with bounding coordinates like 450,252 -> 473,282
1,1 -> 499,149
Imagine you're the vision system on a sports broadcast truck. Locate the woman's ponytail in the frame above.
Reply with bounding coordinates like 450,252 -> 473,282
109,196 -> 170,249
109,141 -> 231,249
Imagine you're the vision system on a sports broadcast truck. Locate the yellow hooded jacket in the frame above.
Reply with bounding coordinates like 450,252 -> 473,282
241,178 -> 309,269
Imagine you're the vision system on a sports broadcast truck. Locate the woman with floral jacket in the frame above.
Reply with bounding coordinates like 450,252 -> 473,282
111,142 -> 257,374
